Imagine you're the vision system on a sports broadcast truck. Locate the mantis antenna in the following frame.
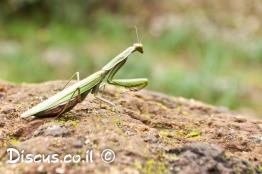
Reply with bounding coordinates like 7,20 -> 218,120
134,26 -> 141,43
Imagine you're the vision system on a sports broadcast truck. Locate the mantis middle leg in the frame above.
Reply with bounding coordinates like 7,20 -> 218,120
91,83 -> 116,111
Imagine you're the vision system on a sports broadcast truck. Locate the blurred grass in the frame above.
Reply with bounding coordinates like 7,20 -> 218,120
0,10 -> 262,116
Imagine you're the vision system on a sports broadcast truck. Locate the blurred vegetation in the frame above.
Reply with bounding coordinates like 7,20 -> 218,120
0,0 -> 262,117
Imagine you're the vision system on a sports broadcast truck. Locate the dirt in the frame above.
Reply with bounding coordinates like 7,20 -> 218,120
0,80 -> 261,174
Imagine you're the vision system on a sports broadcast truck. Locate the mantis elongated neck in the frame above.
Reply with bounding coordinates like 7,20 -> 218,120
101,45 -> 136,71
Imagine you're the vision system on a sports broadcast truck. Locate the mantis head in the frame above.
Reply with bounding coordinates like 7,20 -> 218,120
133,26 -> 143,53
133,43 -> 143,53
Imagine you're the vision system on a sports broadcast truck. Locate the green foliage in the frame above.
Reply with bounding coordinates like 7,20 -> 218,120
0,0 -> 103,24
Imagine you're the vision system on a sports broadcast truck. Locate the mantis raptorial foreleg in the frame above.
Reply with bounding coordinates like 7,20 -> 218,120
94,58 -> 148,111
61,72 -> 80,91
107,60 -> 148,91
110,79 -> 148,91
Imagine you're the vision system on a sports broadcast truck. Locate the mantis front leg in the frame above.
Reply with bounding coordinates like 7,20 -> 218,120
106,60 -> 148,91
109,78 -> 148,91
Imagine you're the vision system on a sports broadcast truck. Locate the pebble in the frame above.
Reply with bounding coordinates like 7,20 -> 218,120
216,128 -> 224,137
233,116 -> 247,123
56,167 -> 65,174
258,124 -> 262,130
73,139 -> 83,148
0,92 -> 5,98
33,123 -> 70,137
249,135 -> 262,144
37,164 -> 47,174
84,139 -> 91,145
0,121 -> 5,127
55,164 -> 66,174
1,106 -> 16,114
13,127 -> 24,137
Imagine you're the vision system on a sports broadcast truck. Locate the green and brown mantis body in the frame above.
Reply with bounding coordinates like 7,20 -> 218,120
21,43 -> 148,118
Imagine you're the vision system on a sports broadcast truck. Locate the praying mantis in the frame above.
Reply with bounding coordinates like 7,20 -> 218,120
21,42 -> 148,118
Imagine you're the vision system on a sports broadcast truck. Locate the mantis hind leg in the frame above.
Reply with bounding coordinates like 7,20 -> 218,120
56,88 -> 90,118
60,72 -> 80,91
55,87 -> 81,118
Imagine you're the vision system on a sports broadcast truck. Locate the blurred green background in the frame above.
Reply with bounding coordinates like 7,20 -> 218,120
0,0 -> 262,117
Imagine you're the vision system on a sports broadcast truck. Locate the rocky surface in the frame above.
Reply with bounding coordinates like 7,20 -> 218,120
0,80 -> 261,174
167,143 -> 258,174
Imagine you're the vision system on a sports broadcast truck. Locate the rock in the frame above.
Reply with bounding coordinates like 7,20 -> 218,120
233,116 -> 247,123
15,137 -> 60,155
12,127 -> 24,137
55,166 -> 65,174
72,139 -> 83,148
0,81 -> 261,173
33,122 -> 70,137
0,114 -> 5,119
0,121 -> 5,127
37,164 -> 47,174
0,92 -> 5,98
167,143 -> 257,174
167,143 -> 224,160
258,124 -> 262,130
1,106 -> 16,114
249,135 -> 262,144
